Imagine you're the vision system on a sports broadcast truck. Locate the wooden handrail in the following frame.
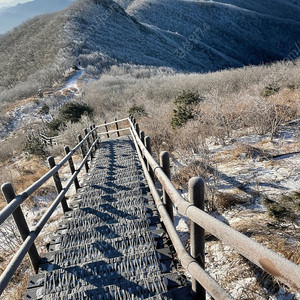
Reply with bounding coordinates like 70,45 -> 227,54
130,127 -> 233,300
0,117 -> 132,295
0,125 -> 100,295
129,118 -> 300,296
0,127 -> 97,226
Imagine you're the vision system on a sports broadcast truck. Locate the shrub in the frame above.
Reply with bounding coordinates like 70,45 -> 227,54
261,83 -> 280,97
128,104 -> 147,119
214,192 -> 247,210
171,90 -> 202,129
40,104 -> 50,115
23,134 -> 48,157
59,102 -> 93,123
262,192 -> 300,221
47,102 -> 93,133
46,118 -> 64,134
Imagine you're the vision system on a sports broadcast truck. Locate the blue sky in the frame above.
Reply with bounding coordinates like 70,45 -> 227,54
0,0 -> 31,9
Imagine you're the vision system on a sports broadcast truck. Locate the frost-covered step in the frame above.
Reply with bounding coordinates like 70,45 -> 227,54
79,181 -> 146,193
87,163 -> 140,172
45,242 -> 158,267
60,210 -> 160,230
53,220 -> 152,241
25,274 -> 170,300
79,181 -> 143,192
57,216 -> 153,231
42,242 -> 173,272
25,272 -> 188,300
75,186 -> 149,202
91,156 -> 138,164
87,166 -> 143,177
65,206 -> 148,222
84,169 -> 144,179
40,251 -> 163,287
63,211 -> 160,228
68,204 -> 159,220
70,195 -> 152,210
80,176 -> 145,187
49,224 -> 167,252
69,198 -> 157,214
49,228 -> 157,250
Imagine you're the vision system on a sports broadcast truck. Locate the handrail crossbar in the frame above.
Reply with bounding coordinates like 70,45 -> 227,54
96,117 -> 129,129
0,118 -> 131,296
97,127 -> 130,136
0,137 -> 99,295
0,128 -> 97,227
130,128 -> 233,300
129,118 -> 300,295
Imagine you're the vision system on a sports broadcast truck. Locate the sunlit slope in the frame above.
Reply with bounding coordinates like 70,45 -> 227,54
1,0 -> 300,102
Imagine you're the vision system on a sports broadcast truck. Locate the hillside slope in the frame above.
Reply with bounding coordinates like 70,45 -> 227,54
126,0 -> 300,66
0,11 -> 71,101
1,0 -> 300,103
0,0 -> 75,34
203,0 -> 300,22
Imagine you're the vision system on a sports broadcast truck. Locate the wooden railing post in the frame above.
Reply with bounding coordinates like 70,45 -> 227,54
145,136 -> 154,182
140,130 -> 146,164
115,118 -> 120,137
104,120 -> 109,138
160,151 -> 173,222
189,177 -> 205,299
1,183 -> 41,273
90,125 -> 95,143
90,125 -> 98,154
135,123 -> 140,137
64,146 -> 80,191
78,134 -> 89,173
93,124 -> 100,147
140,131 -> 145,144
84,128 -> 93,160
48,157 -> 70,213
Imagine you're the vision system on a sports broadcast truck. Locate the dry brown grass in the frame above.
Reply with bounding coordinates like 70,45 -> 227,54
173,160 -> 210,190
0,258 -> 31,300
234,214 -> 300,265
140,112 -> 175,157
231,144 -> 273,161
4,97 -> 40,113
213,143 -> 274,166
205,212 -> 300,298
214,191 -> 248,210
0,154 -> 69,300
0,155 -> 54,208
269,87 -> 300,116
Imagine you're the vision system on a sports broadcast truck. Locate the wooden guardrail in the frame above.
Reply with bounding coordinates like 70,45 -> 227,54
128,116 -> 300,299
0,116 -> 299,299
39,133 -> 60,146
0,120 -> 131,296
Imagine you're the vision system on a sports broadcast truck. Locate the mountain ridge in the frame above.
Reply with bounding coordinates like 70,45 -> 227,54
1,0 -> 300,103
0,0 -> 75,34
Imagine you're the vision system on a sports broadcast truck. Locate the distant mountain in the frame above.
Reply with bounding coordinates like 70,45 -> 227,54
0,0 -> 32,10
0,0 -> 75,34
1,0 -> 300,102
0,7 -> 10,13
123,0 -> 300,66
